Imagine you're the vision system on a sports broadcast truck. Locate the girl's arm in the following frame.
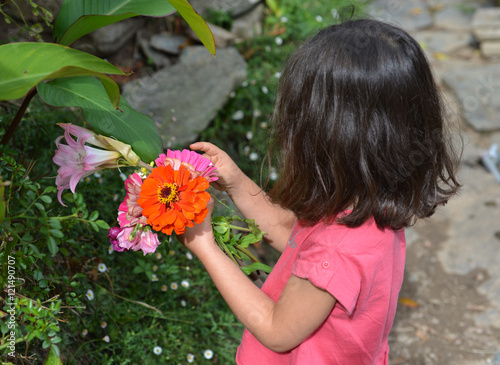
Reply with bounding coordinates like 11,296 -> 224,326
190,142 -> 296,253
180,201 -> 337,352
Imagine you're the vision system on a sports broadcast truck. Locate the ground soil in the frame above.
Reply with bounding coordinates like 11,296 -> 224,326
389,218 -> 500,365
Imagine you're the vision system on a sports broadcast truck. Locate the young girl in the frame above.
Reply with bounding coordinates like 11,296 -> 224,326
181,17 -> 460,364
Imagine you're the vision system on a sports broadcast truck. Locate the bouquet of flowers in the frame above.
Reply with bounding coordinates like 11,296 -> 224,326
53,123 -> 271,275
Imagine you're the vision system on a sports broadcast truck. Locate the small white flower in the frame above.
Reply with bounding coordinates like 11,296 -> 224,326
246,131 -> 253,140
100,321 -> 107,329
169,250 -> 175,256
170,282 -> 178,290
113,193 -> 119,201
315,15 -> 323,22
153,346 -> 162,355
98,263 -> 107,273
103,335 -> 110,343
93,172 -> 101,178
275,37 -> 283,46
260,122 -> 268,129
86,289 -> 94,301
152,274 -> 159,282
119,173 -> 127,181
108,245 -> 114,254
232,110 -> 244,121
204,349 -> 214,359
229,91 -> 236,98
161,284 -> 168,292
187,353 -> 195,363
152,265 -> 158,272
274,72 -> 282,79
249,152 -> 259,161
331,9 -> 339,19
242,81 -> 249,87
156,252 -> 162,260
280,16 -> 288,23
181,280 -> 190,288
186,252 -> 193,260
81,329 -> 88,336
270,171 -> 279,181
243,146 -> 251,156
181,300 -> 187,307
261,86 -> 269,94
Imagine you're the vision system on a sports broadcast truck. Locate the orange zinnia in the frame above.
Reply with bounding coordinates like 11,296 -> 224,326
137,164 -> 211,235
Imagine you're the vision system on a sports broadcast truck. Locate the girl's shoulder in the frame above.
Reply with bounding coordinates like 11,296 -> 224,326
295,215 -> 405,254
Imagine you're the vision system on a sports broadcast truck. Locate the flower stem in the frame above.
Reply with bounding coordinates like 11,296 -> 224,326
139,160 -> 153,172
228,225 -> 252,232
1,87 -> 38,145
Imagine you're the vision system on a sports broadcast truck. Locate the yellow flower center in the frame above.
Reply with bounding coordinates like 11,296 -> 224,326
157,183 -> 179,205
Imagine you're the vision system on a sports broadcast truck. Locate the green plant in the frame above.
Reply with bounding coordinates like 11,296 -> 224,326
0,0 -> 217,362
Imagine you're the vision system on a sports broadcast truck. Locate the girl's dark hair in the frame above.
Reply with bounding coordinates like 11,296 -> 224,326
267,18 -> 461,230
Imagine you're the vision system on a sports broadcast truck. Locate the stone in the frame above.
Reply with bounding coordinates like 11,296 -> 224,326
139,38 -> 171,68
436,140 -> 500,326
434,6 -> 474,32
231,3 -> 264,40
480,40 -> 500,57
188,0 -> 262,18
442,65 -> 500,132
368,0 -> 433,32
91,18 -> 144,56
122,46 -> 247,147
150,32 -> 187,56
472,7 -> 500,41
415,30 -> 473,53
187,22 -> 236,48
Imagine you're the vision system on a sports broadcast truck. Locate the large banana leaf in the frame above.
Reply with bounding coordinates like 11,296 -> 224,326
168,0 -> 216,56
37,76 -> 163,163
0,42 -> 125,107
53,0 -> 215,56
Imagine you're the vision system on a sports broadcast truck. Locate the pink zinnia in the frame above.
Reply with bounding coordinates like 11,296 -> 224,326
155,149 -> 218,182
118,173 -> 147,228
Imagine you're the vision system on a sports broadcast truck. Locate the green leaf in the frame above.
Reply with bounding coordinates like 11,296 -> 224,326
0,43 -> 125,107
89,210 -> 99,221
168,0 -> 216,56
34,202 -> 45,212
49,229 -> 64,238
43,345 -> 63,365
40,195 -> 53,204
49,219 -> 62,230
96,220 -> 110,230
241,262 -> 273,276
89,222 -> 99,232
47,237 -> 59,256
54,0 -> 177,46
37,76 -> 163,163
238,233 -> 259,248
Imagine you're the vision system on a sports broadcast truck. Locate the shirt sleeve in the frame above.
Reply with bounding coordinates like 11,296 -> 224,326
291,232 -> 362,316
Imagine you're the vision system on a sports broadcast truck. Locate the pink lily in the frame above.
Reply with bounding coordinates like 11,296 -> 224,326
54,125 -> 120,206
53,124 -> 140,206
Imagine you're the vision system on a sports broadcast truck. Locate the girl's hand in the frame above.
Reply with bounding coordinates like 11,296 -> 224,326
190,142 -> 243,193
178,198 -> 217,257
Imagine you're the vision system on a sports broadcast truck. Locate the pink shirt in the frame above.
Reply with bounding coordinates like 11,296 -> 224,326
236,216 -> 406,365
